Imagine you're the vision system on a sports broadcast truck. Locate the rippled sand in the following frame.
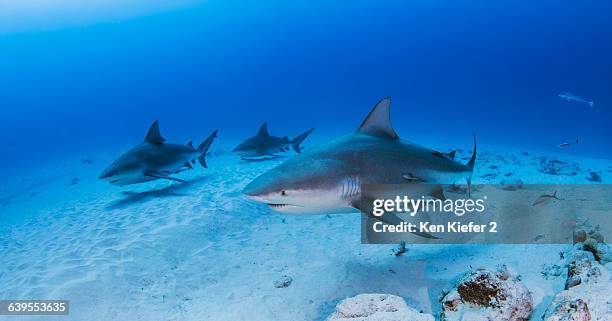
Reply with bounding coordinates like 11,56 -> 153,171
0,143 -> 609,321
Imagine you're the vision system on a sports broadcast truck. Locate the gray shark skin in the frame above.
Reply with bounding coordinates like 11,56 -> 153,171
558,92 -> 594,107
232,123 -> 314,158
99,121 -> 218,186
243,98 -> 476,218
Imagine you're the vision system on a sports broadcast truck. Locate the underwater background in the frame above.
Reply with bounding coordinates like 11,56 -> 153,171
0,1 -> 611,321
1,0 -> 612,174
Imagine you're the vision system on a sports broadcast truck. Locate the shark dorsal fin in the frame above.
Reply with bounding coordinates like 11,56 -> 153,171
357,98 -> 399,140
144,120 -> 166,144
187,141 -> 194,148
257,123 -> 269,137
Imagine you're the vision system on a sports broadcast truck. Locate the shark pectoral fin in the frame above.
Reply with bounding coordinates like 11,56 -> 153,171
144,170 -> 187,183
357,97 -> 399,140
352,197 -> 439,240
184,162 -> 193,169
378,212 -> 439,240
429,186 -> 446,201
144,120 -> 166,144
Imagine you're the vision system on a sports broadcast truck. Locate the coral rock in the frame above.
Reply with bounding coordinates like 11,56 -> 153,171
543,295 -> 591,321
326,293 -> 434,321
440,266 -> 532,321
547,247 -> 612,321
539,156 -> 580,176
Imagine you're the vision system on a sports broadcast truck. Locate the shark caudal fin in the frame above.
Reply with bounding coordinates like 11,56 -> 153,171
197,129 -> 218,168
466,133 -> 477,197
467,133 -> 477,170
291,128 -> 314,153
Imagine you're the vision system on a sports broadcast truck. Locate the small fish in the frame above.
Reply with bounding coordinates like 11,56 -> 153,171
558,92 -> 594,107
532,191 -> 564,206
559,139 -> 579,148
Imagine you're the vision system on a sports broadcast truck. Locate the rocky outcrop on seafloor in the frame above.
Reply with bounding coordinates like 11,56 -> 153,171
440,266 -> 533,321
326,293 -> 434,321
543,230 -> 612,321
538,156 -> 581,176
543,294 -> 591,321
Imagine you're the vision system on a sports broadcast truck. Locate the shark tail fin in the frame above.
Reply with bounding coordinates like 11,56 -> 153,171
466,133 -> 477,198
589,101 -> 594,107
291,128 -> 314,153
197,129 -> 218,168
467,133 -> 477,170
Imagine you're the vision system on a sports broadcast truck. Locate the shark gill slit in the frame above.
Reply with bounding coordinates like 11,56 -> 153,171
341,176 -> 360,200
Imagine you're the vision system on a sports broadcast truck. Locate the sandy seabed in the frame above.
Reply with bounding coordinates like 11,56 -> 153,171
0,142 -> 609,321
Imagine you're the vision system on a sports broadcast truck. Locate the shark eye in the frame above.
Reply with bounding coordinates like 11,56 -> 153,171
281,190 -> 287,196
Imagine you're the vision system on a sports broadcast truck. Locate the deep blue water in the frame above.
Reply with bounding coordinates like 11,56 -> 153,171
1,0 -> 611,175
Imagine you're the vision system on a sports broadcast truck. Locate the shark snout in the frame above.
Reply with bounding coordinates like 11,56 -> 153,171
98,168 -> 112,180
242,178 -> 277,204
242,184 -> 265,202
244,193 -> 266,203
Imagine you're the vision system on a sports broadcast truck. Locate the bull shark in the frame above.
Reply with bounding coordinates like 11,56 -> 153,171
243,98 -> 476,220
232,123 -> 314,158
558,92 -> 594,107
99,121 -> 218,186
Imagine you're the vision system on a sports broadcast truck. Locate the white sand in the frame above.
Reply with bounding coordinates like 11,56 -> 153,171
0,142 -> 609,321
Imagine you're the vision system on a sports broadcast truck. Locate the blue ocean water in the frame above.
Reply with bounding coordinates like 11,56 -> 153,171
1,0 -> 611,176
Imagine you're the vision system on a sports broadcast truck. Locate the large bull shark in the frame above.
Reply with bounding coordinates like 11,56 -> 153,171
99,121 -> 218,186
232,123 -> 314,158
243,98 -> 476,220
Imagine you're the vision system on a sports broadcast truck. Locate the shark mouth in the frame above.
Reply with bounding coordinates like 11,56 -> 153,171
267,203 -> 302,209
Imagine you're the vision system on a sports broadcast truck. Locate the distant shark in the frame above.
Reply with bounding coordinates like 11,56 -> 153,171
558,92 -> 594,107
232,123 -> 314,158
243,98 -> 476,220
99,121 -> 218,186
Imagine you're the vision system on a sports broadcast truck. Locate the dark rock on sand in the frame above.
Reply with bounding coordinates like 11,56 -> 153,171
586,171 -> 602,182
273,275 -> 293,288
